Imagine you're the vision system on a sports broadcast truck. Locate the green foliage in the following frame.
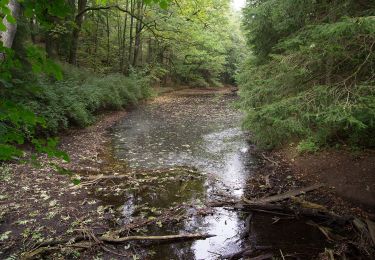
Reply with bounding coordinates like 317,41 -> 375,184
23,64 -> 151,133
76,0 -> 244,87
148,0 -> 245,87
297,139 -> 319,154
239,0 -> 375,149
0,0 -> 72,161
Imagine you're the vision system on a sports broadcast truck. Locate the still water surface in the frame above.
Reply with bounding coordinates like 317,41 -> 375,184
111,92 -> 253,259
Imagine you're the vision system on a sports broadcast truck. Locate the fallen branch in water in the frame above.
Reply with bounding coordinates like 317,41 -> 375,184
235,203 -> 351,224
243,184 -> 324,204
209,200 -> 351,224
101,233 -> 215,243
25,233 -> 214,259
38,232 -> 214,248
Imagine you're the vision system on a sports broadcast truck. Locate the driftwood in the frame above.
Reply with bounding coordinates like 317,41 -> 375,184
243,184 -> 324,204
25,233 -> 214,259
38,232 -> 214,248
222,203 -> 351,225
100,233 -> 215,243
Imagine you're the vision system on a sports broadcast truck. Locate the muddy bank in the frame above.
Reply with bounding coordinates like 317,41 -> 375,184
0,109 -> 130,259
250,147 -> 375,216
241,147 -> 375,259
283,148 -> 375,211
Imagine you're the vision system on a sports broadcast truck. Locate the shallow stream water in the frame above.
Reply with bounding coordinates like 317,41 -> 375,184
98,91 -> 327,259
110,92 -> 252,259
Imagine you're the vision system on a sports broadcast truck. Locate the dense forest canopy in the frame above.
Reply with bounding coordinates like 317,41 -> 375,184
0,0 -> 244,161
238,0 -> 375,151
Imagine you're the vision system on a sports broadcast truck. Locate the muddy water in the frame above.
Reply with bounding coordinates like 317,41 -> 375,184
110,92 -> 253,259
104,92 -> 327,259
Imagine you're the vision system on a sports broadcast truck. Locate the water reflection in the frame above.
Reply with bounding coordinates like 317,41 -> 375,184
111,94 -> 251,259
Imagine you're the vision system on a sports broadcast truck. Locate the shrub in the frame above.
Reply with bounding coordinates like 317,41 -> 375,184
21,64 -> 151,134
239,3 -> 375,150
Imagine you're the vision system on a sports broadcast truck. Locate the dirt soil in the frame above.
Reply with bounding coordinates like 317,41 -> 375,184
247,147 -> 375,217
244,146 -> 375,259
284,148 -> 375,212
0,110 -> 129,259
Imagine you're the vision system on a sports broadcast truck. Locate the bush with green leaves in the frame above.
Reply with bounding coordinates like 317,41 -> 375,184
238,0 -> 375,150
21,65 -> 152,134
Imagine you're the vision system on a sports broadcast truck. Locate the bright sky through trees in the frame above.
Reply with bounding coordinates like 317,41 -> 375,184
231,0 -> 246,11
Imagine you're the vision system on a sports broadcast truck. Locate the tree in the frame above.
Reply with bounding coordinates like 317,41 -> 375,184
238,0 -> 375,150
1,0 -> 20,49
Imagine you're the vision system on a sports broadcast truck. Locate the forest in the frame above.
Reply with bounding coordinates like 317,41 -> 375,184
0,0 -> 244,160
238,0 -> 375,151
1,0 -> 375,259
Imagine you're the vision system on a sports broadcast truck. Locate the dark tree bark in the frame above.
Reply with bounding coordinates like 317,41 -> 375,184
120,0 -> 129,73
128,0 -> 135,67
132,0 -> 144,67
69,0 -> 87,65
106,10 -> 110,65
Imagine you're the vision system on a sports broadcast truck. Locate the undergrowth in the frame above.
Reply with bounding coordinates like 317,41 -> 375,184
239,1 -> 375,151
22,65 -> 152,134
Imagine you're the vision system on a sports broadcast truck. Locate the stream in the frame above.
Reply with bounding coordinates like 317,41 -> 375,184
110,91 -> 251,259
94,90 -> 327,259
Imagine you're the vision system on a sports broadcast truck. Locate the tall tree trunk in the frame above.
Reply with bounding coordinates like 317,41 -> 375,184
120,0 -> 128,73
69,0 -> 87,65
132,0 -> 144,67
45,15 -> 59,58
106,10 -> 110,65
1,0 -> 20,49
128,0 -> 134,67
93,13 -> 100,71
147,37 -> 153,63
116,10 -> 122,70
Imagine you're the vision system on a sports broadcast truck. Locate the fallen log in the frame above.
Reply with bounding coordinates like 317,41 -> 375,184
25,233 -> 214,259
38,232 -> 214,248
100,233 -> 215,243
243,184 -> 324,204
228,203 -> 352,225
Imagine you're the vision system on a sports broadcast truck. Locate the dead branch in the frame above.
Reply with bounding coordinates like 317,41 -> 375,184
101,233 -> 214,243
243,184 -> 324,204
36,232 -> 213,248
25,233 -> 214,259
